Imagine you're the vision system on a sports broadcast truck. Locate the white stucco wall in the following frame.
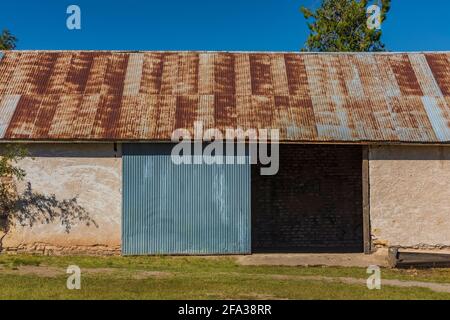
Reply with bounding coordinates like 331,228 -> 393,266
2,143 -> 122,254
369,145 -> 450,249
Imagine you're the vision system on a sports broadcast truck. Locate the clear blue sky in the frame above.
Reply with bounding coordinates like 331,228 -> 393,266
1,0 -> 449,51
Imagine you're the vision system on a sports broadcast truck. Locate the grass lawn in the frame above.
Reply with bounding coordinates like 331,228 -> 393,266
1,254 -> 450,300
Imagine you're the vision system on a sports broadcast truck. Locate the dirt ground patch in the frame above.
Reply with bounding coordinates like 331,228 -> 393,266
260,273 -> 450,294
0,265 -> 171,279
0,265 -> 63,278
130,270 -> 172,279
236,251 -> 389,268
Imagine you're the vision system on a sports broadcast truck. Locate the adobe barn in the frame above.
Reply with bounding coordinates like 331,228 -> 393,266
0,50 -> 449,256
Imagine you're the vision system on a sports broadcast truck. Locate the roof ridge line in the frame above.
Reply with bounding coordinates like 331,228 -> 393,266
0,50 -> 449,54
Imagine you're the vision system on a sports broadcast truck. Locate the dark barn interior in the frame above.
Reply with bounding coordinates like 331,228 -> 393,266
251,144 -> 363,253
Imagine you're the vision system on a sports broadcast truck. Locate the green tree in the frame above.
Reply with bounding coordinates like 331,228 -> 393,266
0,29 -> 17,50
300,0 -> 391,52
0,145 -> 97,252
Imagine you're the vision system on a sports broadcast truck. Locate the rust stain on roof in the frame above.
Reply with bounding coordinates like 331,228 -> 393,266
0,51 -> 449,143
425,53 -> 450,96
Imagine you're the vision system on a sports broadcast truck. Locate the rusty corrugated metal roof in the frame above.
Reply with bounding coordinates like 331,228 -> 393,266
0,50 -> 449,143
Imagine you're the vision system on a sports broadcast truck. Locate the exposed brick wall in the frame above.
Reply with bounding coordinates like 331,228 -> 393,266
252,145 -> 363,253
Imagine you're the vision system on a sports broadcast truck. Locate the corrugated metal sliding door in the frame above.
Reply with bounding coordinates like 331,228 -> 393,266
122,144 -> 251,255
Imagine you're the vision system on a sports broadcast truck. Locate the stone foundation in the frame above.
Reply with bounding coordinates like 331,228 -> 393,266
2,243 -> 121,256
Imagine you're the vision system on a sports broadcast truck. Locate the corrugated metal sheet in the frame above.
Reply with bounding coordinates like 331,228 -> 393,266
122,144 -> 251,255
0,51 -> 449,143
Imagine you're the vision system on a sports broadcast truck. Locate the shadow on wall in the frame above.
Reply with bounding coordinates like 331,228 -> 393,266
369,145 -> 450,160
0,182 -> 98,252
17,143 -> 121,158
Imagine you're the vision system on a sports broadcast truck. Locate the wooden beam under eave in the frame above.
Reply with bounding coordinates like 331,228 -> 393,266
362,146 -> 371,254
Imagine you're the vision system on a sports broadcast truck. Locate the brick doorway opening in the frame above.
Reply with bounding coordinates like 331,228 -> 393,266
251,144 -> 364,253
